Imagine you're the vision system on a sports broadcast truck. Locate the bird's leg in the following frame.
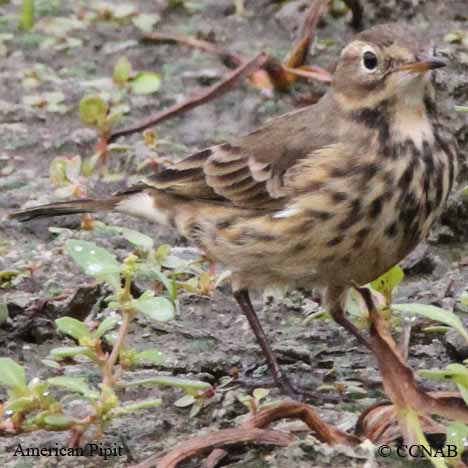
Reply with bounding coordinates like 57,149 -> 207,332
330,304 -> 372,350
327,287 -> 372,350
233,289 -> 300,399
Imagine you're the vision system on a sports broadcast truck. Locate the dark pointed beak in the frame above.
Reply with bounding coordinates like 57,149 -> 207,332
399,55 -> 447,73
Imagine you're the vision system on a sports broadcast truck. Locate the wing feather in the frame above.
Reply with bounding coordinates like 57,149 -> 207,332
143,94 -> 342,209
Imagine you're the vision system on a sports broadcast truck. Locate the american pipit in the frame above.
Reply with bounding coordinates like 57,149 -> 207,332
10,23 -> 458,398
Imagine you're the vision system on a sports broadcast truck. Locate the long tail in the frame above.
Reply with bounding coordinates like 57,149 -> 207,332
8,197 -> 122,222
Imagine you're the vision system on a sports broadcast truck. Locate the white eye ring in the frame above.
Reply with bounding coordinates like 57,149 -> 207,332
361,47 -> 379,73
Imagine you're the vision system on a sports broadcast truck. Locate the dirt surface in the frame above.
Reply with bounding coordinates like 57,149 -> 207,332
0,1 -> 468,467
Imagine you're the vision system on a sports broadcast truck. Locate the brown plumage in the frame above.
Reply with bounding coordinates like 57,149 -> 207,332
10,24 -> 458,398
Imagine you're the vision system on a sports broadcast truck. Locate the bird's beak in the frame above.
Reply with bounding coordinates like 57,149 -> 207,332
399,55 -> 447,73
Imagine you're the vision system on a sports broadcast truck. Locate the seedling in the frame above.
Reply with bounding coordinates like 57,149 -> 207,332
112,55 -> 161,95
19,0 -> 34,31
0,238 -> 211,445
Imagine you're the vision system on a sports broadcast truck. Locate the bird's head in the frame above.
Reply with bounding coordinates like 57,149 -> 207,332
333,23 -> 446,110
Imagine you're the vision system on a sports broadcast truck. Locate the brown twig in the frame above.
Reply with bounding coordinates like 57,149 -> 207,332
132,428 -> 293,468
283,0 -> 330,71
113,1 -> 333,143
133,400 -> 360,468
205,448 -> 227,468
355,400 -> 445,445
109,52 -> 268,143
142,32 -> 242,69
398,322 -> 412,361
357,287 -> 468,442
343,0 -> 364,30
282,65 -> 333,83
242,401 -> 359,446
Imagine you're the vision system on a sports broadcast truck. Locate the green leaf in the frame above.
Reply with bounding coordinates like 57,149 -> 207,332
392,303 -> 468,343
132,295 -> 175,322
155,244 -> 171,262
135,349 -> 164,365
118,227 -> 154,250
93,315 -> 120,338
65,240 -> 121,289
136,266 -> 173,296
55,317 -> 91,341
132,13 -> 160,33
454,105 -> 468,113
41,359 -> 62,369
126,376 -> 211,396
420,363 -> 468,385
79,95 -> 108,128
419,363 -> 468,406
49,157 -> 68,186
370,265 -> 404,299
94,223 -> 153,250
174,394 -> 195,408
111,3 -> 137,18
113,56 -> 132,85
6,396 -> 35,412
445,422 -> 468,457
0,301 -> 9,325
253,388 -> 269,402
42,414 -> 76,430
113,398 -> 162,415
19,0 -> 35,30
130,72 -> 161,95
0,358 -> 27,390
49,346 -> 92,360
47,376 -> 99,399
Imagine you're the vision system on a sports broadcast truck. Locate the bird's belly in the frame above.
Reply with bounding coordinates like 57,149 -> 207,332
273,160 -> 450,287
201,146 -> 453,290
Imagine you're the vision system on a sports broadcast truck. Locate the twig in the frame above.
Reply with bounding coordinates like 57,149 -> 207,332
205,448 -> 227,468
142,32 -> 242,69
283,0 -> 330,71
282,65 -> 333,83
131,428 -> 293,468
103,310 -> 130,387
109,52 -> 268,143
242,401 -> 359,446
358,287 -> 468,430
116,1 -> 333,143
398,322 -> 412,361
343,0 -> 363,30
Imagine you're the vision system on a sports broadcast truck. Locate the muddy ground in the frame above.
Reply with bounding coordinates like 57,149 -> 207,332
0,0 -> 468,467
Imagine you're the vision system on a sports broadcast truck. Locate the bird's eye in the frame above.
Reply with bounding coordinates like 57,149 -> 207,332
362,51 -> 378,71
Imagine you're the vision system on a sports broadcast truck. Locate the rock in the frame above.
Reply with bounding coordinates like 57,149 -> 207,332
61,285 -> 102,321
428,225 -> 457,244
275,0 -> 311,35
445,328 -> 468,360
401,243 -> 433,274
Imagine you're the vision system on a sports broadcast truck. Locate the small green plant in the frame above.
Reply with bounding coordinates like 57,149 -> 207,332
112,55 -> 161,95
79,95 -> 122,142
0,237 -> 212,444
303,265 -> 403,326
19,0 -> 35,31
237,388 -> 270,415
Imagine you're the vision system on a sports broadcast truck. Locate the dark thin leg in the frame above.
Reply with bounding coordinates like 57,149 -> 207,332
330,301 -> 372,350
233,289 -> 300,399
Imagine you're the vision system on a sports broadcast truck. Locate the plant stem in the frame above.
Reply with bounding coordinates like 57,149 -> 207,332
103,310 -> 130,387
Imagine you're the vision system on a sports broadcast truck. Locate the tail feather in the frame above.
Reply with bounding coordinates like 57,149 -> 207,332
8,197 -> 120,222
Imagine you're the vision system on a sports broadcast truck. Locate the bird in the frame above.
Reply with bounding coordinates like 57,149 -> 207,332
10,23 -> 458,398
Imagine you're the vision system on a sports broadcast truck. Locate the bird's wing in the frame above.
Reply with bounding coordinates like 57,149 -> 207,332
143,94 -> 340,210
